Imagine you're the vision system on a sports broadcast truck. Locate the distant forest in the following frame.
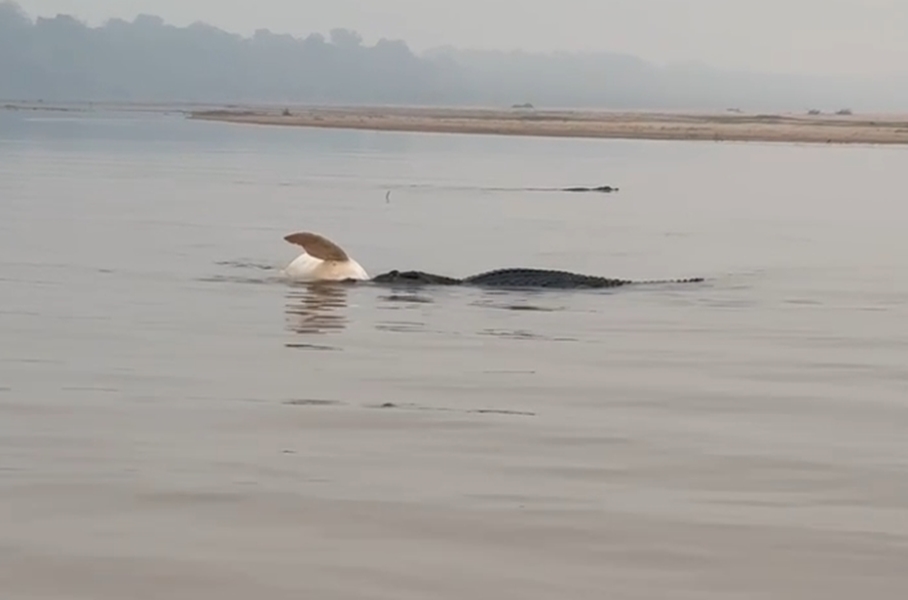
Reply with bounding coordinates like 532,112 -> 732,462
1,1 -> 905,110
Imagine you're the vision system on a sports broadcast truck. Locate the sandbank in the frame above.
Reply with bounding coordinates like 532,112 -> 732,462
188,105 -> 908,145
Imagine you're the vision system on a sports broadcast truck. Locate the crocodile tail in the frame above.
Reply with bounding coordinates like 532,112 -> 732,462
632,277 -> 705,285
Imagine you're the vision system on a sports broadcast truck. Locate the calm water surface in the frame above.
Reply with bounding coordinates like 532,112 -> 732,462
1,110 -> 907,599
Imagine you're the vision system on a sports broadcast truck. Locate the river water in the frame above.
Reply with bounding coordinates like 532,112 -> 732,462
1,109 -> 907,599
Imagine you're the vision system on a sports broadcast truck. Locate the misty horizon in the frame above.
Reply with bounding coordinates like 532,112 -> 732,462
12,0 -> 908,78
2,0 -> 907,111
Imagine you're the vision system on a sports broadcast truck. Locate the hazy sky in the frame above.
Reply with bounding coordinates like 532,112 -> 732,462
13,0 -> 908,76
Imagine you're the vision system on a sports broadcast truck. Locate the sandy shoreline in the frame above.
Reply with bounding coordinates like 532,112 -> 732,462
5,101 -> 908,145
188,105 -> 908,145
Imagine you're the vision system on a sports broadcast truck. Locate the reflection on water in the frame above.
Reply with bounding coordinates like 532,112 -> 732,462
284,282 -> 350,336
4,112 -> 908,599
372,288 -> 434,334
377,292 -> 434,305
471,288 -> 569,312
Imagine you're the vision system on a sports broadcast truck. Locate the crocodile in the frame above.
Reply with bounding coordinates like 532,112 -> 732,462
370,268 -> 702,289
281,231 -> 703,289
561,185 -> 619,193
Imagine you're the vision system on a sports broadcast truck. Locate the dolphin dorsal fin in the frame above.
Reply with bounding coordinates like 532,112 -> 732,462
283,232 -> 350,262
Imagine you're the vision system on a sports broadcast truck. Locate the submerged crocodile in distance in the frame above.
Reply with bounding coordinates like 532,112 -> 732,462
280,231 -> 703,289
561,185 -> 619,193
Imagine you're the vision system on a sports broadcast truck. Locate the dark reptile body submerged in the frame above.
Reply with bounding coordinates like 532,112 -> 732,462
368,268 -> 704,289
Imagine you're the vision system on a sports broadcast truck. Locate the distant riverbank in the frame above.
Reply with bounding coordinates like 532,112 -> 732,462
187,105 -> 908,145
4,101 -> 908,145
